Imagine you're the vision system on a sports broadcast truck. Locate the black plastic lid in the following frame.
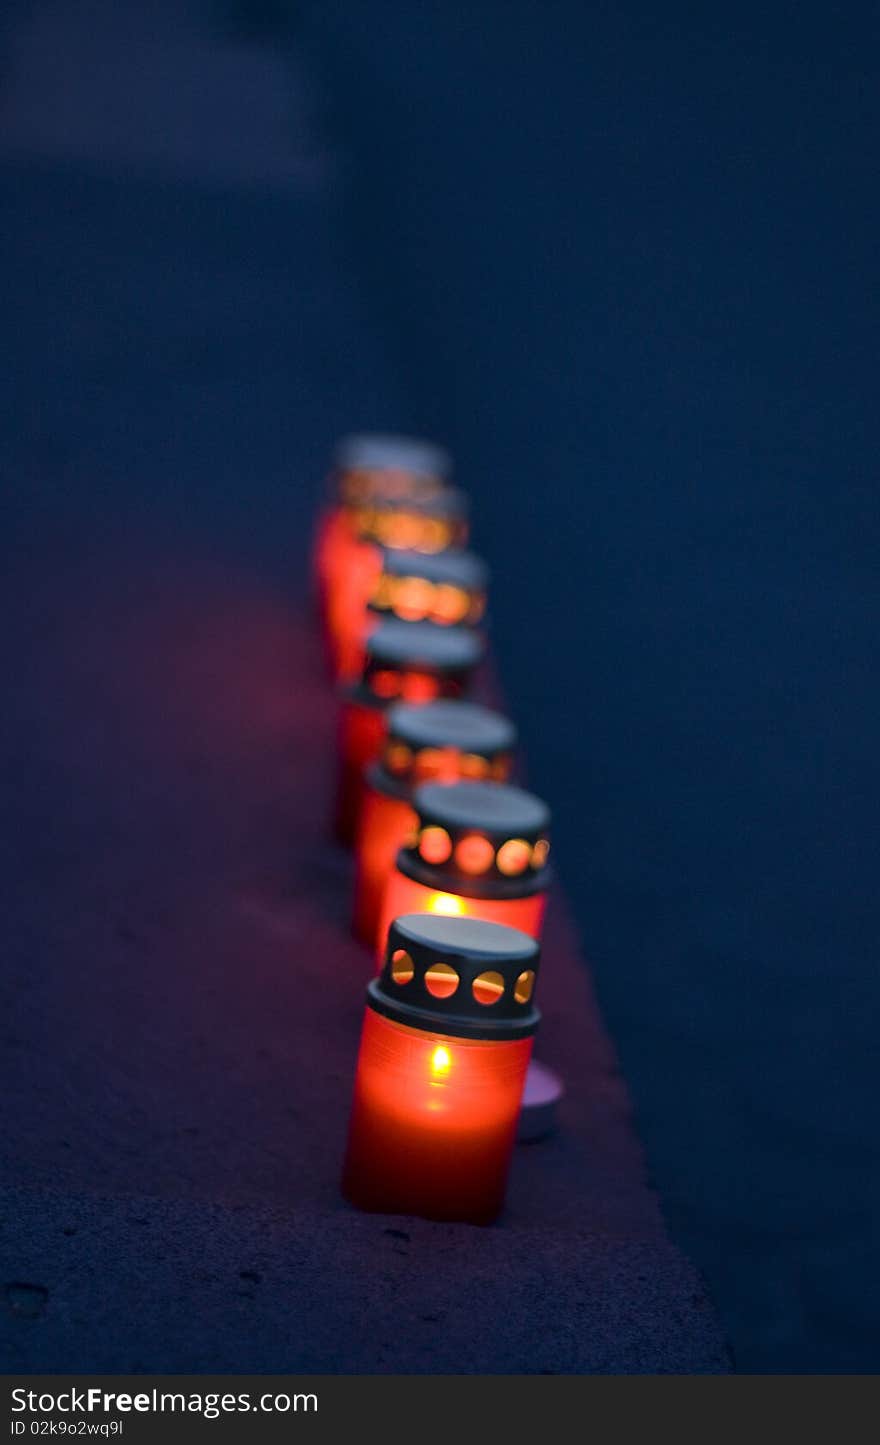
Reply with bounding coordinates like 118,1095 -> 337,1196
367,486 -> 468,521
332,436 -> 452,510
398,780 -> 551,899
351,621 -> 483,708
373,701 -> 516,795
334,433 -> 452,482
377,547 -> 487,588
349,486 -> 469,554
369,547 -> 488,627
390,700 -> 515,755
368,913 -> 541,1041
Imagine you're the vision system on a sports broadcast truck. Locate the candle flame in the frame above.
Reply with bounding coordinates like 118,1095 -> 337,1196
429,891 -> 464,916
431,1045 -> 451,1076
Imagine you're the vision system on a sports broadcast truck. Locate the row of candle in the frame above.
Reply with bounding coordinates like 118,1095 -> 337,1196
313,434 -> 555,1225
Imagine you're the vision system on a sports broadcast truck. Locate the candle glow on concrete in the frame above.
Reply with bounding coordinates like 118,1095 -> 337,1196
334,622 -> 483,847
342,913 -> 541,1224
376,780 -> 551,962
353,700 -> 516,946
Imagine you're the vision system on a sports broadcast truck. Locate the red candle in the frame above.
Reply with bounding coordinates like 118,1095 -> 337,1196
336,546 -> 489,684
342,913 -> 541,1223
334,621 -> 483,846
314,433 -> 451,640
327,490 -> 470,681
313,504 -> 354,629
376,781 -> 551,963
326,536 -> 383,679
353,699 -> 516,947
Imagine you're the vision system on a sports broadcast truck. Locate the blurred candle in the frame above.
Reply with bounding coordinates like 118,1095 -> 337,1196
342,913 -> 541,1223
336,546 -> 489,684
314,433 -> 451,638
376,781 -> 551,962
327,489 -> 470,680
334,621 -> 483,847
353,700 -> 516,947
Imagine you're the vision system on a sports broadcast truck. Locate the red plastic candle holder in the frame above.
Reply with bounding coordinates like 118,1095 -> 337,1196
314,433 -> 451,639
376,781 -> 551,962
342,913 -> 541,1224
334,621 -> 483,847
353,700 -> 516,948
336,546 -> 489,684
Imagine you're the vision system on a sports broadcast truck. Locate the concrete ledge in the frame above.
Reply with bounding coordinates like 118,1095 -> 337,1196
0,555 -> 729,1372
2,1184 -> 726,1374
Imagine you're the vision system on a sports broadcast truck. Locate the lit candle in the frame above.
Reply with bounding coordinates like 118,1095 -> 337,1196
326,489 -> 470,681
353,700 -> 516,947
376,781 -> 551,962
336,546 -> 489,684
342,913 -> 541,1223
334,622 -> 483,847
314,433 -> 451,638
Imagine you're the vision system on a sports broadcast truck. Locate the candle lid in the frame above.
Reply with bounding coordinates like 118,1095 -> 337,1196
399,780 -> 551,898
351,487 -> 469,554
374,700 -> 515,794
353,620 -> 483,708
365,486 -> 468,520
334,433 -> 452,484
368,913 -> 541,1040
375,547 -> 487,589
369,548 -> 488,627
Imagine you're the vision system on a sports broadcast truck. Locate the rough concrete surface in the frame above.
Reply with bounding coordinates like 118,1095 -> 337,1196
0,557 -> 728,1372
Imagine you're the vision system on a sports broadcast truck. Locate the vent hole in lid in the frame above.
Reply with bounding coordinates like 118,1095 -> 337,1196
372,670 -> 400,698
459,752 -> 489,780
394,577 -> 434,621
419,826 -> 453,864
386,742 -> 412,774
472,970 -> 506,1006
431,584 -> 469,624
391,949 -> 415,985
424,962 -> 460,999
418,519 -> 451,553
401,672 -> 439,703
514,969 -> 536,1005
415,747 -> 444,778
497,838 -> 532,876
455,834 -> 495,875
